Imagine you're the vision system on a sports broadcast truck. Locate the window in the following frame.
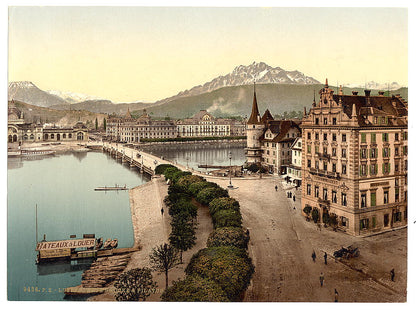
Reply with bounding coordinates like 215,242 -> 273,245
395,133 -> 399,141
361,193 -> 367,208
341,193 -> 347,206
307,159 -> 311,168
383,148 -> 390,157
342,164 -> 347,175
361,149 -> 367,159
395,188 -> 399,202
315,186 -> 319,198
403,132 -> 408,140
360,219 -> 369,230
361,133 -> 366,143
395,163 -> 399,172
323,147 -> 327,155
332,118 -> 337,125
382,163 -> 390,174
307,132 -> 311,140
370,148 -> 377,158
332,191 -> 337,203
393,211 -> 402,223
332,163 -> 337,173
332,133 -> 337,141
370,164 -> 377,175
360,164 -> 367,176
403,146 -> 408,155
342,134 -> 347,142
307,184 -> 311,195
395,147 -> 399,156
324,118 -> 328,125
382,133 -> 389,142
371,192 -> 376,206
315,118 -> 319,125
323,133 -> 327,140
323,188 -> 328,200
315,133 -> 319,140
315,160 -> 319,169
371,133 -> 376,143
332,148 -> 337,157
307,145 -> 311,154
315,146 -> 319,153
341,149 -> 347,158
384,190 -> 389,204
323,161 -> 328,171
384,214 -> 390,227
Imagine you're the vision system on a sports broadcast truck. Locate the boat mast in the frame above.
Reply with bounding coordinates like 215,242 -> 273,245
35,204 -> 38,244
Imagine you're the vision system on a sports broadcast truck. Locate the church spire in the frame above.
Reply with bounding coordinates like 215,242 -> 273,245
247,82 -> 261,125
325,78 -> 328,88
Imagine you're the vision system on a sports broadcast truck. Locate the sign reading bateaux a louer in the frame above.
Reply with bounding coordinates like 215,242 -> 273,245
36,238 -> 95,251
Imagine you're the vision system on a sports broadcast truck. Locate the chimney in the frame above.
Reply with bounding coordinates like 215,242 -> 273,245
352,91 -> 358,96
364,89 -> 371,96
378,91 -> 385,96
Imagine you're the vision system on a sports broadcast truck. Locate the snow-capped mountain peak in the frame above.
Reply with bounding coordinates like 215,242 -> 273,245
46,89 -> 105,104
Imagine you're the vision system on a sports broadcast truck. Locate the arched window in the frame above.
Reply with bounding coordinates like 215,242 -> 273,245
30,134 -> 34,140
77,132 -> 84,140
44,134 -> 49,140
63,133 -> 66,139
23,134 -> 28,140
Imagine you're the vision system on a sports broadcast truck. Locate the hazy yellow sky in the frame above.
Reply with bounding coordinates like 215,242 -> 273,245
8,6 -> 408,103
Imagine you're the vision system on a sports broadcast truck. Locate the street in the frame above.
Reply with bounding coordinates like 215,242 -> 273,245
213,176 -> 407,302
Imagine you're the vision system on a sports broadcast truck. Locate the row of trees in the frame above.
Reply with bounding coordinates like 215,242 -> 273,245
114,164 -> 254,301
159,165 -> 254,301
303,206 -> 338,229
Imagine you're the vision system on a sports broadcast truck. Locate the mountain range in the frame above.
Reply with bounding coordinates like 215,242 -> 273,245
8,62 -> 407,120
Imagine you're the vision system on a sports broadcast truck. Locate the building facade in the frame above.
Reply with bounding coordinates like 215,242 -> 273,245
106,109 -> 177,142
246,85 -> 301,173
301,80 -> 408,236
287,137 -> 302,186
176,110 -> 246,138
8,104 -> 89,143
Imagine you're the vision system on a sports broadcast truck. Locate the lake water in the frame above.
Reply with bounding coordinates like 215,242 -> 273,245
144,142 -> 247,171
7,143 -> 247,301
7,151 -> 150,301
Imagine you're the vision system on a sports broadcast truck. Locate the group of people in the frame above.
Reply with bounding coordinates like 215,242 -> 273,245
311,250 -> 338,301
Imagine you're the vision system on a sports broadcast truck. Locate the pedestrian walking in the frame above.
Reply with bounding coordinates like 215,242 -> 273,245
319,272 -> 324,287
334,289 -> 339,302
287,192 -> 289,198
324,252 -> 328,265
293,195 -> 296,202
390,268 -> 395,281
275,185 -> 278,191
312,250 -> 316,262
161,208 -> 164,216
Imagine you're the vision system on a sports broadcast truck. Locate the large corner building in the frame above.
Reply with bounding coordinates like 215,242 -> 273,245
301,80 -> 408,236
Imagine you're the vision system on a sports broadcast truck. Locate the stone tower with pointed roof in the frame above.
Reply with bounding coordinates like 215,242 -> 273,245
246,83 -> 266,163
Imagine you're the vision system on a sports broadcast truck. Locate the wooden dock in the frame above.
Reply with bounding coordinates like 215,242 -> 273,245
94,186 -> 128,191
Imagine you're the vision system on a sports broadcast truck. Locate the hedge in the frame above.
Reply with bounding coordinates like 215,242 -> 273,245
196,186 -> 229,206
185,246 -> 255,301
208,197 -> 240,216
206,227 -> 249,249
212,209 -> 242,229
161,275 -> 229,302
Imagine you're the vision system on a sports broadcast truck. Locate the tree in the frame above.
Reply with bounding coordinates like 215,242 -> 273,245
196,186 -> 229,206
149,243 -> 180,289
212,209 -> 242,229
95,117 -> 98,130
207,227 -> 249,249
169,219 -> 196,263
103,117 -> 107,131
114,267 -> 157,301
312,207 -> 320,223
209,197 -> 240,216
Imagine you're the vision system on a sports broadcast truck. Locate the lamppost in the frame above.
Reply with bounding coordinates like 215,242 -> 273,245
228,151 -> 233,189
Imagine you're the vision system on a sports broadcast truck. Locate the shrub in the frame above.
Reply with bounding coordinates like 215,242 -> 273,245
209,197 -> 240,216
155,164 -> 176,175
185,246 -> 255,301
188,181 -> 217,196
312,207 -> 320,223
196,186 -> 229,206
161,275 -> 229,302
212,209 -> 242,229
164,166 -> 180,180
176,175 -> 205,193
303,205 -> 312,216
171,170 -> 192,184
206,227 -> 249,249
114,267 -> 157,301
168,197 -> 197,218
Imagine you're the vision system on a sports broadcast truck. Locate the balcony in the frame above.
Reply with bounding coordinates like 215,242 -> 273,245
316,152 -> 331,160
309,168 -> 340,179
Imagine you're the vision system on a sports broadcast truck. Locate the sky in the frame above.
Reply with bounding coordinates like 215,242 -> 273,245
8,5 -> 408,103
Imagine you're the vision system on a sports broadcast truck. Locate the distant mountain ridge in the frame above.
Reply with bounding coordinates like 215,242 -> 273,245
153,61 -> 321,106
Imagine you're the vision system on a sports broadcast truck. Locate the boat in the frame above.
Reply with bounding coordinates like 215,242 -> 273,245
21,149 -> 55,157
109,239 -> 118,249
94,184 -> 128,191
